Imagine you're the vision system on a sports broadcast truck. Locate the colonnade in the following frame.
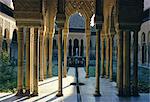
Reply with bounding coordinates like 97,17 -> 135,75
15,18 -> 92,97
98,29 -> 139,96
16,27 -> 39,96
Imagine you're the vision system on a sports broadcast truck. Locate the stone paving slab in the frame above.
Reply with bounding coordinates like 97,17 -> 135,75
78,67 -> 150,102
0,67 -> 150,102
0,68 -> 77,102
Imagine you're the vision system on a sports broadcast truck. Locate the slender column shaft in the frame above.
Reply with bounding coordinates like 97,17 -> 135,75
117,30 -> 123,96
30,28 -> 34,93
48,34 -> 53,78
32,28 -> 39,96
86,32 -> 90,78
16,28 -> 24,96
56,28 -> 63,96
101,36 -> 105,77
0,31 -> 2,53
43,34 -> 48,79
94,29 -> 101,96
123,30 -> 131,96
25,28 -> 30,95
85,18 -> 90,78
0,29 -> 2,53
105,36 -> 110,78
72,41 -> 74,56
109,35 -> 113,81
39,31 -> 44,81
132,30 -> 139,96
64,34 -> 67,77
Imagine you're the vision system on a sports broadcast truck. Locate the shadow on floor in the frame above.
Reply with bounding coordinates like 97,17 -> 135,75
39,78 -> 58,86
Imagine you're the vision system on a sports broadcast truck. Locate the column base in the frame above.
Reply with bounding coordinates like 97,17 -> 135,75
110,79 -> 113,82
30,91 -> 38,97
85,75 -> 89,78
56,92 -> 63,97
49,75 -> 53,78
105,75 -> 109,79
101,75 -> 105,78
94,91 -> 101,97
39,79 -> 44,81
44,75 -> 47,79
24,89 -> 30,96
16,89 -> 24,96
63,75 -> 67,78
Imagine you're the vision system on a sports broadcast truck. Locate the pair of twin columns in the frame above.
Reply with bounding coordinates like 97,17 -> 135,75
97,29 -> 139,96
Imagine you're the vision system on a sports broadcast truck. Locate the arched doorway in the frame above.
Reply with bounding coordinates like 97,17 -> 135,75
148,32 -> 150,66
80,39 -> 84,56
53,39 -> 57,58
10,29 -> 18,60
141,33 -> 146,64
2,29 -> 9,52
68,39 -> 72,56
73,39 -> 79,56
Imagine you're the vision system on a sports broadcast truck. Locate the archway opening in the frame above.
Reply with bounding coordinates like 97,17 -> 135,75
141,33 -> 146,63
148,31 -> 150,66
2,29 -> 9,51
69,39 -> 72,56
10,29 -> 18,61
73,39 -> 79,56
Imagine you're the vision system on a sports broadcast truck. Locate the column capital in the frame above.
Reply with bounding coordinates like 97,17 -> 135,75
86,34 -> 90,37
106,35 -> 110,39
101,34 -> 105,40
109,34 -> 114,39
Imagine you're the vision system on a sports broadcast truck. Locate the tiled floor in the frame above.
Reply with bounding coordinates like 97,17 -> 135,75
0,67 -> 149,102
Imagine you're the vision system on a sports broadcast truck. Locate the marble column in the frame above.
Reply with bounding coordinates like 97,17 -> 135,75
0,29 -> 2,53
86,31 -> 90,78
94,29 -> 101,96
48,34 -> 53,78
117,30 -> 123,96
16,27 -> 24,96
63,34 -> 67,77
30,28 -> 34,93
123,30 -> 131,96
32,28 -> 39,96
105,35 -> 110,79
56,28 -> 63,97
25,28 -> 30,96
39,30 -> 44,81
72,40 -> 74,56
85,18 -> 90,78
101,36 -> 105,77
109,34 -> 114,81
132,30 -> 139,96
43,33 -> 48,79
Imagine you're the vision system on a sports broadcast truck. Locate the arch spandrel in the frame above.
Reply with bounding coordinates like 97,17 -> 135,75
65,0 -> 95,20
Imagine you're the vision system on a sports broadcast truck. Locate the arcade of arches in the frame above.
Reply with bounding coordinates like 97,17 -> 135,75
10,0 -> 144,97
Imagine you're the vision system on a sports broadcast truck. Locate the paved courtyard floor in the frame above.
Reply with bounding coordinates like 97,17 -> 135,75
0,67 -> 149,102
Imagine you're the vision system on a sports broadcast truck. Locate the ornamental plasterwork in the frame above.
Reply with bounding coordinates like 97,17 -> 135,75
65,0 -> 95,19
